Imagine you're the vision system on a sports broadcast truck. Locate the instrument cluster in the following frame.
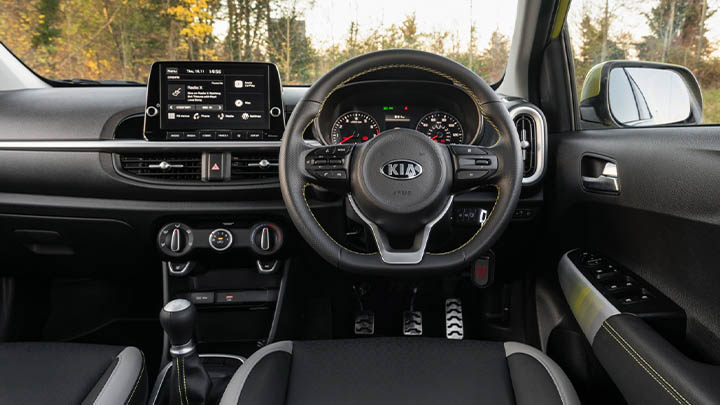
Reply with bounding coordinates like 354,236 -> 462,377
313,80 -> 484,146
329,107 -> 469,145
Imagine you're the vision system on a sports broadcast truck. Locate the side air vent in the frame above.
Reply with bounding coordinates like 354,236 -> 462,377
510,105 -> 546,185
231,153 -> 279,181
118,154 -> 202,181
515,113 -> 537,176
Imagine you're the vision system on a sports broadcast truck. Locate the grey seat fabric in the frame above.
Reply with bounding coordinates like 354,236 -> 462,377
0,342 -> 147,405
220,338 -> 579,405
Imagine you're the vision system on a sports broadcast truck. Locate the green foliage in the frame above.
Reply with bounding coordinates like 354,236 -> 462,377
31,0 -> 60,49
701,86 -> 720,124
0,0 -> 513,85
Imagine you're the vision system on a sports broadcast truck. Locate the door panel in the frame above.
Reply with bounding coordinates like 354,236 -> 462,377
550,126 -> 720,363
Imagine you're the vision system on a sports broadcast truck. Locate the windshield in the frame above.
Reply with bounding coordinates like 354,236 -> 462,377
0,0 -> 517,85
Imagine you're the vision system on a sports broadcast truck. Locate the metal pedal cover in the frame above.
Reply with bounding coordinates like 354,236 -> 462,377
445,298 -> 464,340
403,310 -> 423,336
354,310 -> 375,335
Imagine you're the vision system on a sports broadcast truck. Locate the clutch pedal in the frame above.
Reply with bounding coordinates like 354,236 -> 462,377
445,298 -> 464,340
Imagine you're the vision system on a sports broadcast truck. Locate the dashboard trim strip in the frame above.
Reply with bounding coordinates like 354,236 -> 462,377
0,140 -> 282,152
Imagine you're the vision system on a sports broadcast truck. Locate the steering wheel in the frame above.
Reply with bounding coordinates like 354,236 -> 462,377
280,49 -> 522,275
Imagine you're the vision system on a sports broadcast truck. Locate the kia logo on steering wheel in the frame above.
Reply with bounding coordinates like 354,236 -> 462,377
381,160 -> 423,180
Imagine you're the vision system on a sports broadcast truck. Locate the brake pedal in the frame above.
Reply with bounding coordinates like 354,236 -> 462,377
403,287 -> 423,336
354,310 -> 375,335
445,298 -> 464,340
403,310 -> 423,336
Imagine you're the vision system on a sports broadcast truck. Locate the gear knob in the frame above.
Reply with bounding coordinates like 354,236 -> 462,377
159,299 -> 196,349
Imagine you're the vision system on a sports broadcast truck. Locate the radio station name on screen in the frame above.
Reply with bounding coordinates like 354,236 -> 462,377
162,66 -> 269,130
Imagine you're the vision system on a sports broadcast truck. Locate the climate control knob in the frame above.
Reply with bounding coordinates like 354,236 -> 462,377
208,228 -> 233,251
158,223 -> 194,257
249,223 -> 283,255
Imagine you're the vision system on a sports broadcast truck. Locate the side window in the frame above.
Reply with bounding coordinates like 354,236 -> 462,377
568,1 -> 715,128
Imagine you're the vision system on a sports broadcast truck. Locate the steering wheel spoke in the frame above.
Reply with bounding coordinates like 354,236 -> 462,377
449,144 -> 499,190
348,195 -> 454,265
303,144 -> 354,190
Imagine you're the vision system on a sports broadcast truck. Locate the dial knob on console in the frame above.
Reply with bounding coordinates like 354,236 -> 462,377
158,223 -> 194,257
208,228 -> 233,251
249,222 -> 283,255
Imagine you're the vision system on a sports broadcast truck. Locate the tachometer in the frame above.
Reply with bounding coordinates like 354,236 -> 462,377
415,112 -> 464,144
330,111 -> 380,144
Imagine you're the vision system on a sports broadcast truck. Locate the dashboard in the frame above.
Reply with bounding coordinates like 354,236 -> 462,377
0,61 -> 545,198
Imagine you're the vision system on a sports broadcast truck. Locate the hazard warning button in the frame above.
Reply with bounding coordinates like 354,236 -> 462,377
205,152 -> 226,182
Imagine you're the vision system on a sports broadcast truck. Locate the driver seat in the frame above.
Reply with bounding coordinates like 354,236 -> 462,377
219,338 -> 579,405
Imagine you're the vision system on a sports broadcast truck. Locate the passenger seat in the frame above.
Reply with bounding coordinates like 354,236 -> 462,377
0,342 -> 147,405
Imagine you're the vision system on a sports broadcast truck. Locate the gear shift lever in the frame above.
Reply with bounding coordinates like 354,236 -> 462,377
160,299 -> 211,405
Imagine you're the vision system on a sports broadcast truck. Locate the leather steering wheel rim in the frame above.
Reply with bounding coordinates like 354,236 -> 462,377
280,49 -> 523,275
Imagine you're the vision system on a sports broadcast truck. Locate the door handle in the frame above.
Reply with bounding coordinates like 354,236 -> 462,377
582,162 -> 620,193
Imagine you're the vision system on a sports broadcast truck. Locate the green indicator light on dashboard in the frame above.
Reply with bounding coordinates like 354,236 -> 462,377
383,106 -> 388,110
389,106 -> 394,110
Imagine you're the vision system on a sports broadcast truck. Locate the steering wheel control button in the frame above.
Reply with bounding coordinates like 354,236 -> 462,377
208,228 -> 233,251
450,145 -> 487,155
456,170 -> 488,180
250,223 -> 283,255
305,146 -> 353,186
158,223 -> 194,257
449,145 -> 498,189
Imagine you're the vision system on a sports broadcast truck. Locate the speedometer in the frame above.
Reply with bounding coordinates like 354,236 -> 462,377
330,111 -> 380,144
415,112 -> 464,144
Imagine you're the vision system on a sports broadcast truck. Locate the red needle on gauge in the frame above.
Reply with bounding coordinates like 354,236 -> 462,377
338,135 -> 354,144
431,135 -> 439,141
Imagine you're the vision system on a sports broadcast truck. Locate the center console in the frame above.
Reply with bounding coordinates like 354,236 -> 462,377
156,218 -> 288,350
152,217 -> 289,405
141,62 -> 291,405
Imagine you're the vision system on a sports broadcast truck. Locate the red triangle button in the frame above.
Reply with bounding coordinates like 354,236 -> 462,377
211,163 -> 220,171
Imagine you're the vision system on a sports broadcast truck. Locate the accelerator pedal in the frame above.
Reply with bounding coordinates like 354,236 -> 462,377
445,298 -> 464,340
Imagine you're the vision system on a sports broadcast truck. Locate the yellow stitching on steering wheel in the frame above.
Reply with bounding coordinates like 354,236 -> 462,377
302,183 -> 377,256
298,62 -> 507,257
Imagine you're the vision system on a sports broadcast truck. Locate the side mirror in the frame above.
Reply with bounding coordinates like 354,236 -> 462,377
579,61 -> 703,127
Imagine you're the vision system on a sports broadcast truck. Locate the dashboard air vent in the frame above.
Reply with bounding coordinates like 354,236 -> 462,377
514,112 -> 537,177
231,153 -> 279,181
118,154 -> 202,181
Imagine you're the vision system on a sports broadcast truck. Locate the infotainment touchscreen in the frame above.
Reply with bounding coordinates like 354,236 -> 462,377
162,65 -> 269,130
143,61 -> 285,141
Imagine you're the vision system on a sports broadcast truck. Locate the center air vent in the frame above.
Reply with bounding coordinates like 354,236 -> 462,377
231,153 -> 279,181
118,154 -> 202,181
510,105 -> 545,185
